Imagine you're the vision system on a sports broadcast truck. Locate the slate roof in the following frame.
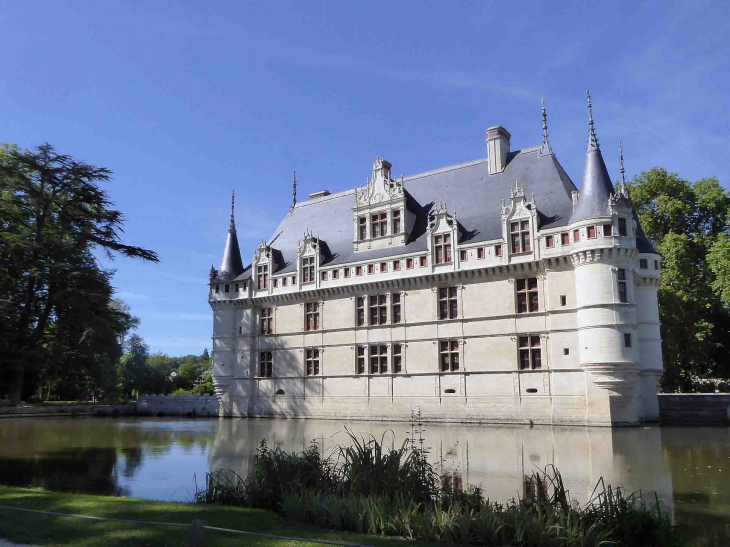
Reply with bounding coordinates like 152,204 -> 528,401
570,147 -> 616,224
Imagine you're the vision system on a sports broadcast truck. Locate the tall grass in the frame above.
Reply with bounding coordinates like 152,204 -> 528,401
194,412 -> 678,546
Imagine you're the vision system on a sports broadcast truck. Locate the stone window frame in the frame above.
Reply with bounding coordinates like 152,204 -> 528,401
282,277 -> 288,287
618,217 -> 628,237
332,269 -> 340,280
617,269 -> 628,303
587,225 -> 597,239
437,286 -> 459,320
560,232 -> 570,246
214,285 -> 220,294
367,263 -> 374,275
510,220 -> 532,254
258,351 -> 273,378
320,270 -> 328,282
639,258 -> 648,269
358,216 -> 368,241
392,293 -> 402,324
344,267 -> 351,278
356,266 -> 362,276
369,343 -> 389,374
518,335 -> 542,370
515,277 -> 539,314
495,244 -> 503,257
459,249 -> 468,262
624,333 -> 632,348
477,247 -> 485,259
545,235 -> 554,248
406,258 -> 414,269
305,347 -> 321,376
438,339 -> 460,372
257,265 -> 269,290
302,256 -> 315,284
434,233 -> 453,264
260,307 -> 274,335
354,343 -> 405,375
380,262 -> 388,273
420,256 -> 428,267
304,301 -> 320,331
368,293 -> 388,326
392,209 -> 401,234
572,229 -> 580,243
603,223 -> 613,237
371,212 -> 388,238
393,259 -> 401,271
272,278 -> 278,288
355,296 -> 366,327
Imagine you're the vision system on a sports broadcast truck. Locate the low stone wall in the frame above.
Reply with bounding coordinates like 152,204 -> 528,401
658,394 -> 730,423
137,394 -> 219,417
0,403 -> 136,418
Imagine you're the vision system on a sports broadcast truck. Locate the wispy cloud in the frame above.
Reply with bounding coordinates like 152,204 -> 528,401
115,290 -> 148,301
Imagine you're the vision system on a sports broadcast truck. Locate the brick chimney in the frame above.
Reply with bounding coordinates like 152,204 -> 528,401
485,126 -> 511,174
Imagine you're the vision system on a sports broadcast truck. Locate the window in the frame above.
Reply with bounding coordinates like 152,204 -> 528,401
321,271 -> 328,281
359,217 -> 367,241
291,275 -> 297,285
392,293 -> 401,324
516,278 -> 539,313
393,260 -> 401,271
259,352 -> 272,377
477,247 -> 485,259
511,220 -> 531,253
392,210 -> 401,234
260,308 -> 273,335
305,302 -> 320,331
215,285 -> 219,294
282,277 -> 288,287
561,232 -> 569,246
393,344 -> 402,373
239,326 -> 242,335
420,256 -> 427,267
560,295 -> 567,307
371,212 -> 387,237
356,346 -> 366,374
459,250 -> 468,262
367,263 -> 374,274
434,233 -> 452,264
406,258 -> 414,269
369,294 -> 387,325
438,287 -> 458,320
370,345 -> 388,373
225,284 -> 230,293
573,229 -> 580,243
273,279 -> 278,288
356,297 -> 365,327
302,257 -> 315,283
235,283 -> 239,291
333,270 -> 339,280
617,269 -> 627,303
356,266 -> 362,276
257,265 -> 268,290
603,224 -> 613,237
587,225 -> 596,239
639,259 -> 648,269
306,348 -> 320,376
344,267 -> 351,278
440,341 -> 459,371
655,260 -> 660,270
563,348 -> 570,356
519,336 -> 542,370
380,262 -> 387,273
495,244 -> 502,257
545,235 -> 554,248
618,217 -> 627,236
624,333 -> 632,348
243,282 -> 247,290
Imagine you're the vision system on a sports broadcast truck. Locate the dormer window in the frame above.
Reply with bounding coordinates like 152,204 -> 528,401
371,213 -> 387,237
257,265 -> 268,290
359,217 -> 367,240
510,221 -> 531,253
392,210 -> 401,233
434,234 -> 452,264
302,257 -> 315,283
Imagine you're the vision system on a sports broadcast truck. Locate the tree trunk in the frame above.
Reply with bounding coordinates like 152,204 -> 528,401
8,365 -> 24,406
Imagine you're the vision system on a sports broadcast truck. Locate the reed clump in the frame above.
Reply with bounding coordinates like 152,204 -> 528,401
195,413 -> 677,546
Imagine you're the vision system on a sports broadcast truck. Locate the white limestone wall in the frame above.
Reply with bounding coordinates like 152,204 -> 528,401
635,254 -> 663,420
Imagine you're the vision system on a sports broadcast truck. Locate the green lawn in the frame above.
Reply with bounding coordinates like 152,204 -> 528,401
0,487 -> 433,547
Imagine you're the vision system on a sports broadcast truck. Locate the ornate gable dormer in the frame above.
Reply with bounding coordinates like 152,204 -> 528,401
297,229 -> 323,287
426,202 -> 461,270
501,183 -> 538,261
353,157 -> 413,252
252,240 -> 279,294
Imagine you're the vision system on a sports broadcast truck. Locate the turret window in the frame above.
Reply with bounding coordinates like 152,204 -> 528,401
434,234 -> 452,264
215,285 -> 220,294
257,265 -> 268,290
587,226 -> 596,239
603,224 -> 613,237
392,210 -> 401,234
260,308 -> 273,335
561,233 -> 569,246
618,218 -> 627,236
369,294 -> 387,325
305,348 -> 320,376
624,333 -> 632,348
225,284 -> 230,293
302,257 -> 315,283
259,352 -> 272,377
573,229 -> 580,243
516,278 -> 539,313
518,336 -> 542,370
545,235 -> 554,248
640,259 -> 648,269
438,287 -> 458,320
440,340 -> 459,371
305,302 -> 320,331
511,221 -> 531,253
371,213 -> 387,237
617,269 -> 628,303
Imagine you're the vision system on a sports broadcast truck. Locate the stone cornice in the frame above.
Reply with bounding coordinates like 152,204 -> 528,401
569,246 -> 637,267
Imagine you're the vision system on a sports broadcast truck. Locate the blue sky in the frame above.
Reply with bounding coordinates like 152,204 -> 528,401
2,1 -> 728,356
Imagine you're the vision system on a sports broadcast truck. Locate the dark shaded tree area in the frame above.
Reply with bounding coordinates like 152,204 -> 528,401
629,168 -> 730,392
0,143 -> 158,403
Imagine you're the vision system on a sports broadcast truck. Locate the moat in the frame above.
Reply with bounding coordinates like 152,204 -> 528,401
1,417 -> 728,543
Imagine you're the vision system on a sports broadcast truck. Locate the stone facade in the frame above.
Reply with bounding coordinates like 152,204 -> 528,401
208,96 -> 663,426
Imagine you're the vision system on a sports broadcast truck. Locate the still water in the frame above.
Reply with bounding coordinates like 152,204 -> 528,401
1,417 -> 729,541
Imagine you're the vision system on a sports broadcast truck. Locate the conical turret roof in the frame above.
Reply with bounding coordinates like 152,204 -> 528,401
218,191 -> 244,280
570,92 -> 616,223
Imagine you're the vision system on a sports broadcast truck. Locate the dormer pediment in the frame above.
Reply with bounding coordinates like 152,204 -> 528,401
427,201 -> 461,238
252,240 -> 280,272
501,183 -> 537,223
297,229 -> 322,260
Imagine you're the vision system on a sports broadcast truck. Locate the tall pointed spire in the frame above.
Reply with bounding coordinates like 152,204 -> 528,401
619,141 -> 626,188
587,90 -> 599,151
292,171 -> 297,208
539,97 -> 553,156
570,91 -> 616,223
219,190 -> 244,280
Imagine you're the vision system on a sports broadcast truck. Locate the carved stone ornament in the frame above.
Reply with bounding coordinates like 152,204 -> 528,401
427,201 -> 459,235
501,182 -> 537,223
354,157 -> 404,207
583,362 -> 638,406
607,188 -> 632,214
297,229 -> 321,259
209,264 -> 218,281
212,376 -> 232,400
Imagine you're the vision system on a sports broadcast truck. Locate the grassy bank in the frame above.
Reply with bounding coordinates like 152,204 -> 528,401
0,487 -> 425,547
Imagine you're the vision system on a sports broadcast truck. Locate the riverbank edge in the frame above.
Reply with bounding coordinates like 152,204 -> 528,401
0,486 -> 425,547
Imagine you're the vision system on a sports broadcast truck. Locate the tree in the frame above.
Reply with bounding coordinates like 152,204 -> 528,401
0,144 -> 158,404
628,168 -> 730,391
117,334 -> 150,397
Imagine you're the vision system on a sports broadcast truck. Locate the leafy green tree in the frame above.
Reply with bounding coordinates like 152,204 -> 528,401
117,334 -> 151,397
0,144 -> 158,404
628,168 -> 730,391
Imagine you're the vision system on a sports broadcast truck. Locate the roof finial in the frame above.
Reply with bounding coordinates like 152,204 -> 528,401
539,97 -> 553,156
229,189 -> 236,233
587,90 -> 599,151
619,141 -> 626,188
292,171 -> 297,208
